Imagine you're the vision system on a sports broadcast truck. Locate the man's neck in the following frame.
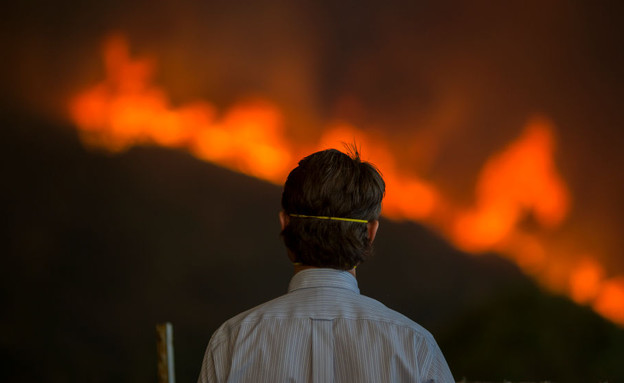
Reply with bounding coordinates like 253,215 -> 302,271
293,264 -> 357,278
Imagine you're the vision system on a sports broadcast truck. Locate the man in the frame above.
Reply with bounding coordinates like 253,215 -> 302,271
198,148 -> 454,382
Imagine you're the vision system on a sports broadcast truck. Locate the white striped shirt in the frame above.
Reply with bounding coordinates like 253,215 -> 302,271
198,268 -> 454,383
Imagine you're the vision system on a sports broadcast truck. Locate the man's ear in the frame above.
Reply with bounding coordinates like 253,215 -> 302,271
367,219 -> 379,243
279,211 -> 289,230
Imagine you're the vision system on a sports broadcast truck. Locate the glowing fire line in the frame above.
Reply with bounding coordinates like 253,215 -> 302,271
69,35 -> 624,326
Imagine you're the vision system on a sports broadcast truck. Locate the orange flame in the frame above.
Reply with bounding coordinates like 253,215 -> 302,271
570,258 -> 604,304
69,35 -> 623,326
70,34 -> 293,183
451,119 -> 570,253
593,278 -> 624,325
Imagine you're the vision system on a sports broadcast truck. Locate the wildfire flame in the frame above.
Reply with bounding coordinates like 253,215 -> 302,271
451,120 -> 570,252
69,35 -> 624,326
70,35 -> 293,182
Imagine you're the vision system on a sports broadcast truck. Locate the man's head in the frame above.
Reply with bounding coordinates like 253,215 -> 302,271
280,147 -> 385,270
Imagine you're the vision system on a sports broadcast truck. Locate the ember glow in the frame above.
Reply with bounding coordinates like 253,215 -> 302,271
69,35 -> 624,326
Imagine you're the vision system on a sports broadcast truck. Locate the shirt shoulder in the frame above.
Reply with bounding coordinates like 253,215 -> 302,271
202,286 -> 454,383
206,293 -> 294,349
209,288 -> 436,349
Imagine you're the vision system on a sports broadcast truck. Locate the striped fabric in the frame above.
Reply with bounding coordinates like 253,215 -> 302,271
198,269 -> 454,383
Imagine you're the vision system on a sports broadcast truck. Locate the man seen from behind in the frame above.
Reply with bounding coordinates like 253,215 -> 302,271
198,147 -> 454,382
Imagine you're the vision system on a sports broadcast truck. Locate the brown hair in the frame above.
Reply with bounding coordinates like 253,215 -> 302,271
280,147 -> 385,269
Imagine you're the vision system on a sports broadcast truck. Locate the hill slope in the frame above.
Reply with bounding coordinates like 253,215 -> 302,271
1,114 -> 623,382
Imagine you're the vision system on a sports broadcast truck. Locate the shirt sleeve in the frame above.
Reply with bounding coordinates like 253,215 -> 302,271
197,345 -> 219,383
198,332 -> 231,383
422,339 -> 455,383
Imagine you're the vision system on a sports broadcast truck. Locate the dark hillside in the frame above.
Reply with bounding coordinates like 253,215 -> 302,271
2,114 -> 623,382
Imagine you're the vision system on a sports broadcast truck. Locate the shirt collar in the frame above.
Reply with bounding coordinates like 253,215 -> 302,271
288,268 -> 360,294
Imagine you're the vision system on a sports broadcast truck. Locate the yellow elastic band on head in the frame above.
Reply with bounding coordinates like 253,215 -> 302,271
289,213 -> 368,223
